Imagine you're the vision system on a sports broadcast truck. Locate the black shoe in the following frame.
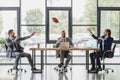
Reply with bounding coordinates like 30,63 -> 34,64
13,66 -> 18,70
97,67 -> 102,71
90,67 -> 96,71
63,66 -> 67,72
31,68 -> 37,71
88,67 -> 96,73
58,63 -> 64,68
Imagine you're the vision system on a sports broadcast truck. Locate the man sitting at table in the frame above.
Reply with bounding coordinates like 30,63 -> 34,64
87,28 -> 113,72
56,30 -> 74,69
5,29 -> 36,71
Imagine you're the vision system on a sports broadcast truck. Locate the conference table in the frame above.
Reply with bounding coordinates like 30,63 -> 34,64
29,47 -> 100,73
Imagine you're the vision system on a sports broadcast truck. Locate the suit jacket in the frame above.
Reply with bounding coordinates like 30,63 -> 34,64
5,36 -> 31,58
91,34 -> 113,52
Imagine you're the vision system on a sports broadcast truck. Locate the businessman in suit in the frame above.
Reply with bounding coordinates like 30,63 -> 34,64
87,28 -> 113,72
56,30 -> 74,69
5,29 -> 36,70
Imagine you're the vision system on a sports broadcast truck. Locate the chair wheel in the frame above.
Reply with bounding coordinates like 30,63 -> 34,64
112,70 -> 114,72
107,71 -> 109,73
25,70 -> 27,73
8,69 -> 12,73
60,71 -> 63,74
16,71 -> 18,73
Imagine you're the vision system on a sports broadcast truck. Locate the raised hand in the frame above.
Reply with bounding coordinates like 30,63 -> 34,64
30,32 -> 36,37
98,37 -> 103,40
87,27 -> 93,34
15,36 -> 20,41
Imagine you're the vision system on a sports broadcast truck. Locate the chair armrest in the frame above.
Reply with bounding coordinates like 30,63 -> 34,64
102,50 -> 114,59
104,50 -> 113,53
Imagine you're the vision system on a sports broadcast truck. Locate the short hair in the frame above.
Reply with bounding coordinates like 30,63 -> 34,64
61,30 -> 66,33
8,29 -> 13,36
105,29 -> 111,36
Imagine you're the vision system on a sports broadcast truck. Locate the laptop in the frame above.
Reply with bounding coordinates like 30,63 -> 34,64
59,42 -> 69,49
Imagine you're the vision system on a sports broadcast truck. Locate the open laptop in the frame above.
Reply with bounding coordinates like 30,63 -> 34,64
59,42 -> 69,49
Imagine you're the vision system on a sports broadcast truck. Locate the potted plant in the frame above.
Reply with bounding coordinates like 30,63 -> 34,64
0,38 -> 5,48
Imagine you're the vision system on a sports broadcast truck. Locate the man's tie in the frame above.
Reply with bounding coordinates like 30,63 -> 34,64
63,38 -> 65,42
102,37 -> 107,51
14,43 -> 18,51
102,40 -> 104,51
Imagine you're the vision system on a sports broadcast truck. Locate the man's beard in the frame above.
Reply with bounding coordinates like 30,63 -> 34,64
11,35 -> 15,38
62,35 -> 65,38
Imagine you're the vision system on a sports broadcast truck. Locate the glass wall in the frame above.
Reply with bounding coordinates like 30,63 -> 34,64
98,2 -> 120,58
21,0 -> 45,25
101,11 -> 119,40
49,10 -> 69,40
73,26 -> 97,48
0,10 -> 18,64
47,0 -> 71,7
21,26 -> 45,48
72,0 -> 97,25
0,0 -> 120,65
98,0 -> 120,7
0,11 -> 17,38
0,0 -> 19,7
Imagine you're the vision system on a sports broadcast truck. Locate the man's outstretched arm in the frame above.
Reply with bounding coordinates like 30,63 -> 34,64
17,32 -> 36,41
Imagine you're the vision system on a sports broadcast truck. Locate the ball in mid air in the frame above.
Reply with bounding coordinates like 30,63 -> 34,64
52,17 -> 59,23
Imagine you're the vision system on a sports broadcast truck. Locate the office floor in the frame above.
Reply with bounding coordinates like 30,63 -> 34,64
0,65 -> 119,80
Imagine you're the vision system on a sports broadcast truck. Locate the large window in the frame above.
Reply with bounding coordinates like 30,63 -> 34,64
0,11 -> 18,38
21,0 -> 45,25
98,8 -> 120,57
72,0 -> 97,25
21,26 -> 45,51
47,0 -> 71,7
73,26 -> 97,48
49,10 -> 68,40
0,8 -> 20,64
0,0 -> 19,7
101,11 -> 119,40
46,7 -> 72,43
0,0 -> 120,65
98,0 -> 120,7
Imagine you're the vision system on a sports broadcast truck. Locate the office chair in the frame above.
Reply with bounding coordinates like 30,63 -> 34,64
102,43 -> 116,73
4,44 -> 26,74
54,50 -> 73,73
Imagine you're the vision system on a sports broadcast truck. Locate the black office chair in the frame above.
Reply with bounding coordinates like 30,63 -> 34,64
5,44 -> 26,74
102,43 -> 116,73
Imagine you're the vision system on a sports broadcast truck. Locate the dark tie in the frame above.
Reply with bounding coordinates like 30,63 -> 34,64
102,37 -> 107,51
63,38 -> 65,42
14,43 -> 18,51
102,40 -> 104,51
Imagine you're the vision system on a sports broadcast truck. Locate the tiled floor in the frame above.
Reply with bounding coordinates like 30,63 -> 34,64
0,65 -> 120,80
